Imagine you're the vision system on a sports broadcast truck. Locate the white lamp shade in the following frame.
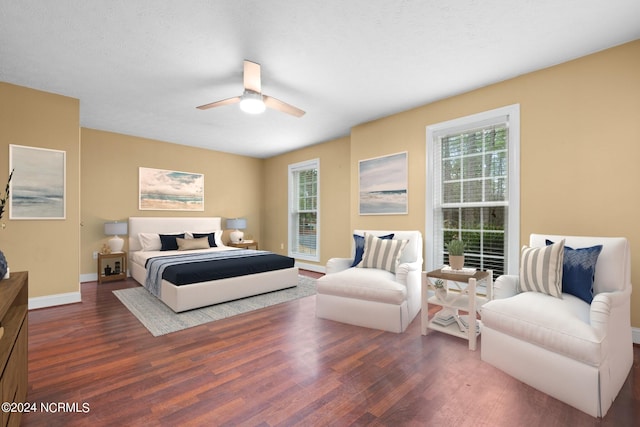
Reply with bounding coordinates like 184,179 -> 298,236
105,221 -> 128,253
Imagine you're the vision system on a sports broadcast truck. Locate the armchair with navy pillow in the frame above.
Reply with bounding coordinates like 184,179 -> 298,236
481,234 -> 633,418
316,230 -> 423,333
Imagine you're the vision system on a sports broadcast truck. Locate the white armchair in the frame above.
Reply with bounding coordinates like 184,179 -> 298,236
316,230 -> 423,333
481,234 -> 633,417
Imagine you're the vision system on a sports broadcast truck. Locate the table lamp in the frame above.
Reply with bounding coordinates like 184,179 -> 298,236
104,221 -> 128,253
227,218 -> 247,243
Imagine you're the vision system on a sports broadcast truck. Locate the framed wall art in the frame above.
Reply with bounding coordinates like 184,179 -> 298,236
9,144 -> 66,220
359,151 -> 408,215
139,167 -> 204,211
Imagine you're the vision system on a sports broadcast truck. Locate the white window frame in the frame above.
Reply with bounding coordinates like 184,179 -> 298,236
426,104 -> 520,275
288,158 -> 320,262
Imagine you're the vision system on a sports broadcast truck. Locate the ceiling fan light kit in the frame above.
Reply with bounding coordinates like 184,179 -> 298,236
197,60 -> 305,117
239,90 -> 266,114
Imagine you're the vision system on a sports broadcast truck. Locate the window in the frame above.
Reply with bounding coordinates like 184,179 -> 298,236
426,105 -> 520,276
288,159 -> 320,261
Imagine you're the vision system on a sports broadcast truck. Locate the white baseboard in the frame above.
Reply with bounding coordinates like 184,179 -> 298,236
80,271 -> 130,283
632,327 -> 640,344
295,261 -> 326,274
29,291 -> 81,310
80,273 -> 98,283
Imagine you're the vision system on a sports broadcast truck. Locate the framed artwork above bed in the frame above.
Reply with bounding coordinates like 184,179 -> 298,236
139,167 -> 204,211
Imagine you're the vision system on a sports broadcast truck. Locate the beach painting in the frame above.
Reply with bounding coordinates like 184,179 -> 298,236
359,151 -> 408,215
9,144 -> 66,220
139,167 -> 204,211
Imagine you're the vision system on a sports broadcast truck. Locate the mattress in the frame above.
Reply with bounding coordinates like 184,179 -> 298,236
133,247 -> 295,296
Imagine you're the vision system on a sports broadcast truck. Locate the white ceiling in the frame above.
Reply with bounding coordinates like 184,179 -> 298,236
1,1 -> 639,158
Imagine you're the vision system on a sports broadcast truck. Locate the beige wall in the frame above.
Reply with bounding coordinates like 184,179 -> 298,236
267,40 -> 640,327
263,137 -> 351,265
0,83 -> 81,298
80,128 -> 263,276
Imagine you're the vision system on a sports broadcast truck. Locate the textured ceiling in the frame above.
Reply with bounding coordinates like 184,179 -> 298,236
1,1 -> 639,158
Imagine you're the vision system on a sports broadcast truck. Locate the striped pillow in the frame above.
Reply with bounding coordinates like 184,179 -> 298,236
519,239 -> 565,298
357,233 -> 408,273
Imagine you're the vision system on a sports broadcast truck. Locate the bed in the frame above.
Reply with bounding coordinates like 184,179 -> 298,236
128,216 -> 299,312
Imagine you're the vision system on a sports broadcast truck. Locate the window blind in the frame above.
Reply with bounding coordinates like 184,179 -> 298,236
434,122 -> 509,275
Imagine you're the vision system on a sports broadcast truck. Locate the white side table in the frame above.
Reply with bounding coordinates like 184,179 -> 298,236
421,269 -> 493,350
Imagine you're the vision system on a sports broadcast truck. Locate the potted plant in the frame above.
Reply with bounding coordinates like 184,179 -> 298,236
434,279 -> 447,301
446,238 -> 465,270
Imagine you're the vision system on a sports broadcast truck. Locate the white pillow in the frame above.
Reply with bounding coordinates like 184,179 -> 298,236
519,239 -> 565,298
357,232 -> 408,273
138,233 -> 161,251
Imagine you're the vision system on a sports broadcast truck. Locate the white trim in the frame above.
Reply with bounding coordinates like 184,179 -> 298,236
29,291 -> 81,310
80,273 -> 98,283
295,261 -> 326,274
81,270 -> 130,283
426,104 -> 520,275
632,327 -> 640,344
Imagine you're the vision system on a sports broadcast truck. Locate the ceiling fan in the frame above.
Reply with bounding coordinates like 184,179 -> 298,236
196,60 -> 305,117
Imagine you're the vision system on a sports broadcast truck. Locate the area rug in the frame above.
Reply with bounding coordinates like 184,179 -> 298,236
113,275 -> 316,337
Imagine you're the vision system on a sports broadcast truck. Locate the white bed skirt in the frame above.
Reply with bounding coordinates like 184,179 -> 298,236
130,260 -> 298,312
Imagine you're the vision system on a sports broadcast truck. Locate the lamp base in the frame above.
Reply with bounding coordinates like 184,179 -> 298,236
230,230 -> 244,243
108,236 -> 124,253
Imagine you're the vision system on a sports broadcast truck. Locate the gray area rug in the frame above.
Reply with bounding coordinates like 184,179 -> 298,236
113,275 -> 316,336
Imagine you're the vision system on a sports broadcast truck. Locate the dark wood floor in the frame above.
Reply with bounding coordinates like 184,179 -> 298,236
21,271 -> 640,426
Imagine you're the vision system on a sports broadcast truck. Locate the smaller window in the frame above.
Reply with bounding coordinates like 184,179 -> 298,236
288,159 -> 320,262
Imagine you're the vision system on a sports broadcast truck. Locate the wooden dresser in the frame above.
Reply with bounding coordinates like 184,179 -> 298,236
0,272 -> 28,427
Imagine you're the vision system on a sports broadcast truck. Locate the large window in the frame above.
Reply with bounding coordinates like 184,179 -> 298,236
426,105 -> 520,276
288,159 -> 320,261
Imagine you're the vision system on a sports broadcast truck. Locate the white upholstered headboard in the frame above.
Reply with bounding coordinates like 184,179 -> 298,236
128,217 -> 222,252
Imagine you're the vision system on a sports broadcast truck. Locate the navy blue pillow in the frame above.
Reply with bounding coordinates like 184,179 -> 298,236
192,232 -> 217,247
351,233 -> 394,267
159,233 -> 185,251
546,240 -> 603,303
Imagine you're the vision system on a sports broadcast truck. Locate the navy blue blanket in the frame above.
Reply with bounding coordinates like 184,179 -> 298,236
144,249 -> 295,297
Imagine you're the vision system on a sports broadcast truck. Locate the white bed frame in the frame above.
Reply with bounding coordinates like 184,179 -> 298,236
128,217 -> 299,312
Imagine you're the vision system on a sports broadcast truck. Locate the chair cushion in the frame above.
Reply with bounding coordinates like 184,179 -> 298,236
546,240 -> 602,304
316,267 -> 407,305
358,233 -> 408,273
481,292 -> 604,366
519,240 -> 564,298
351,233 -> 394,267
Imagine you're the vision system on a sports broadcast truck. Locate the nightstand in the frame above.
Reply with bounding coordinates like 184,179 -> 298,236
228,241 -> 259,250
98,251 -> 127,284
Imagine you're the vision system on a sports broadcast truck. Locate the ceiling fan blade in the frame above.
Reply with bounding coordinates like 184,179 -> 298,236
243,60 -> 261,93
196,96 -> 241,110
263,95 -> 305,117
